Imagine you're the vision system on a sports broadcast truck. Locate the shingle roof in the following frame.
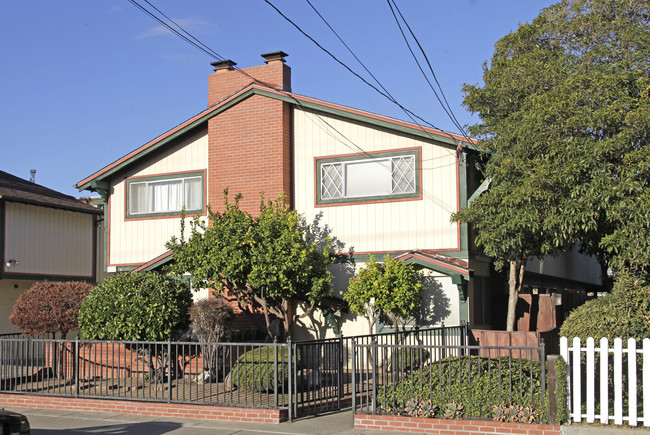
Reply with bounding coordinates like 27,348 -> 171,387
0,170 -> 100,214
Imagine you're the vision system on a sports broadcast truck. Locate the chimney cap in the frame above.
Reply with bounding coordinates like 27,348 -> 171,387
261,51 -> 289,64
211,59 -> 237,71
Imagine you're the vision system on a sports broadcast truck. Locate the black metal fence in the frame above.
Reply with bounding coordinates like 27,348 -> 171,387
0,324 -> 468,421
351,340 -> 547,423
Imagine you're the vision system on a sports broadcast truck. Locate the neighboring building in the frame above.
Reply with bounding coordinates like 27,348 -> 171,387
0,170 -> 103,333
75,52 -> 602,339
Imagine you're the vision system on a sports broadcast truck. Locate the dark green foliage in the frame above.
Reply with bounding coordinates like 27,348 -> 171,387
555,357 -> 569,424
168,192 -> 334,341
377,355 -> 546,421
78,272 -> 192,341
230,346 -> 294,391
560,272 -> 650,341
391,347 -> 430,372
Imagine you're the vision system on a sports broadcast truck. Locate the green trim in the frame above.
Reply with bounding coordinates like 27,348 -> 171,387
125,171 -> 204,219
78,86 -> 477,192
0,200 -> 4,280
138,253 -> 175,272
0,195 -> 101,215
117,265 -> 137,272
468,178 -> 490,205
458,151 -> 469,253
316,149 -> 421,205
259,89 -> 478,150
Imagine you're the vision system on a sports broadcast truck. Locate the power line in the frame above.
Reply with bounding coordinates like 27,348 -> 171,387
387,0 -> 471,142
263,0 -> 467,144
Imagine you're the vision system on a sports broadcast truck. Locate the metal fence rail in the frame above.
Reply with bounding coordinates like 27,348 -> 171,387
0,324 -> 468,421
0,337 -> 291,412
351,341 -> 547,422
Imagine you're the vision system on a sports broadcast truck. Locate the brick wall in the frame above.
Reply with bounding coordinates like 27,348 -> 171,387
354,414 -> 560,435
207,59 -> 292,213
0,393 -> 287,423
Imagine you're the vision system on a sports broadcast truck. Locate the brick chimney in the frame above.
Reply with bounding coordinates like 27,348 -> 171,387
207,52 -> 293,213
208,51 -> 291,107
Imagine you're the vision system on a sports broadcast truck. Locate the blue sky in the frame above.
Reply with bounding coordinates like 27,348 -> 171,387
0,1 -> 556,197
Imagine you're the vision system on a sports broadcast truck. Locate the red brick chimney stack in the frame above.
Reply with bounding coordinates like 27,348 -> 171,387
208,51 -> 291,107
207,52 -> 293,213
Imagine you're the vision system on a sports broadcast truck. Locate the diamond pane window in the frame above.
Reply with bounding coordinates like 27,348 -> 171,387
317,149 -> 419,204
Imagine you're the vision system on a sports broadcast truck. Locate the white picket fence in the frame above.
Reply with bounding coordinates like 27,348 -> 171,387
560,336 -> 650,426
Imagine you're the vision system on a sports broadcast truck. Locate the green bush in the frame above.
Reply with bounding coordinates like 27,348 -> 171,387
560,271 -> 650,341
377,355 -> 547,421
79,272 -> 192,341
230,346 -> 295,391
555,356 -> 568,424
391,347 -> 430,371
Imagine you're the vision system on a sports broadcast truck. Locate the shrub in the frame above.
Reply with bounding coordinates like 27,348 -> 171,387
560,271 -> 650,341
377,355 -> 547,421
391,347 -> 430,372
79,272 -> 192,341
230,346 -> 296,391
189,296 -> 233,343
10,281 -> 93,338
555,356 -> 568,424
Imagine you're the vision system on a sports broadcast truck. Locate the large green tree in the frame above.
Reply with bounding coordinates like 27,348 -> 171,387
167,192 -> 333,341
454,0 -> 650,330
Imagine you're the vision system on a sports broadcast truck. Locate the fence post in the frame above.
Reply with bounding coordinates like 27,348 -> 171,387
273,338 -> 278,409
441,322 -> 446,359
338,335 -> 344,400
540,340 -> 546,423
167,337 -> 172,404
288,338 -> 293,422
74,335 -> 80,398
351,338 -> 356,419
371,339 -> 377,414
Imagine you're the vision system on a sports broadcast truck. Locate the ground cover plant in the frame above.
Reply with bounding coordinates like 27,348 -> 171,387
377,354 -> 547,422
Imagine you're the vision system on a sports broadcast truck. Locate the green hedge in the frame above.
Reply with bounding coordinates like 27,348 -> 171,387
377,355 -> 547,421
391,347 -> 430,371
560,272 -> 650,341
230,346 -> 296,391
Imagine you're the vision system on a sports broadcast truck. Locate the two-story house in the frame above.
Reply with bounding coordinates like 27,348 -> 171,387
0,170 -> 102,333
75,52 -> 602,339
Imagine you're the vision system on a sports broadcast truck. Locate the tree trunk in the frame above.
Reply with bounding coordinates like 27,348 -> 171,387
506,260 -> 519,332
506,259 -> 527,331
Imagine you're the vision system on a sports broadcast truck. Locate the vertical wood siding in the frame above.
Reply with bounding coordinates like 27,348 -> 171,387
4,203 -> 94,277
293,108 -> 459,253
109,130 -> 208,266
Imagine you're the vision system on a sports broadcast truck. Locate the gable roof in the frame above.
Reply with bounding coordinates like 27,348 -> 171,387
0,170 -> 100,214
76,84 -> 477,192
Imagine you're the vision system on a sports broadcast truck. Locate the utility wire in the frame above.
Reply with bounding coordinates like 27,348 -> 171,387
387,0 -> 471,142
264,0 -> 466,143
303,0 -> 460,148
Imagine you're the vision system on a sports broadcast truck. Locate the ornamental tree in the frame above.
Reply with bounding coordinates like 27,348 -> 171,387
344,256 -> 422,332
167,192 -> 334,341
78,272 -> 192,341
10,280 -> 93,339
454,0 -> 650,329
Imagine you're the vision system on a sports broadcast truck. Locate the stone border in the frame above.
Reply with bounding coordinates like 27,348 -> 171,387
354,413 -> 560,435
0,394 -> 287,423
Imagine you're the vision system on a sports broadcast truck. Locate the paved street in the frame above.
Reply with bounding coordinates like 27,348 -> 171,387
9,407 -> 406,435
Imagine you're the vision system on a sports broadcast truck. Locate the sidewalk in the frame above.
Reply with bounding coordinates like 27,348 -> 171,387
10,406 -> 650,435
8,407 -> 406,435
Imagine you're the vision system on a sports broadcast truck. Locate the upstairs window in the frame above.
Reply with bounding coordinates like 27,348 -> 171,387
317,149 -> 420,205
126,171 -> 204,218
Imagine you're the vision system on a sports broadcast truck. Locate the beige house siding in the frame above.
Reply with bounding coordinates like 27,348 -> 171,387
108,130 -> 208,267
293,108 -> 459,254
4,202 -> 94,277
